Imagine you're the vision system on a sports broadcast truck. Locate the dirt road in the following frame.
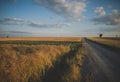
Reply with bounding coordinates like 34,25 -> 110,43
81,39 -> 120,82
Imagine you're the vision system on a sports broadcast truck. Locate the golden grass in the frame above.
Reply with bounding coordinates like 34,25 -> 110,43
87,37 -> 120,48
0,38 -> 86,82
0,44 -> 70,82
61,48 -> 86,82
0,37 -> 82,42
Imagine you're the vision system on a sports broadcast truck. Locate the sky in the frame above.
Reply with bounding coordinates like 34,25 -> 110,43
0,0 -> 120,37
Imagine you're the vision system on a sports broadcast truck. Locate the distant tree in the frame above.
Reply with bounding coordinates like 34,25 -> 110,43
99,34 -> 103,38
6,35 -> 9,38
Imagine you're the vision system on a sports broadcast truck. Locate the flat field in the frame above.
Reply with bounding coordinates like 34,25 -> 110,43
86,37 -> 120,48
0,37 -> 82,41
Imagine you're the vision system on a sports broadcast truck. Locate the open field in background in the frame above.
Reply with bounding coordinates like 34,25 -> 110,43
0,37 -> 82,45
0,38 -> 86,82
86,37 -> 120,49
100,37 -> 120,40
0,37 -> 82,42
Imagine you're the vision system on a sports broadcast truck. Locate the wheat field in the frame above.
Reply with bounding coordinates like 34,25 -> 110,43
0,37 -> 82,42
87,37 -> 120,48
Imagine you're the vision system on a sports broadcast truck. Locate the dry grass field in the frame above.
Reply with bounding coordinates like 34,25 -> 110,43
86,37 -> 120,48
0,37 -> 86,82
0,37 -> 82,42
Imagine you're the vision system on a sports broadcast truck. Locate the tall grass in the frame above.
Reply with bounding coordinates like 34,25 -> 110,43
0,44 -> 70,82
42,43 -> 86,82
61,46 -> 86,82
0,40 -> 86,82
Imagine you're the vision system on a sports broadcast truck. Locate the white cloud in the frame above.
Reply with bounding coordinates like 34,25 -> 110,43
35,0 -> 86,21
111,9 -> 119,15
0,17 -> 70,28
0,30 -> 31,35
29,22 -> 57,28
93,9 -> 120,25
93,6 -> 106,16
0,18 -> 24,22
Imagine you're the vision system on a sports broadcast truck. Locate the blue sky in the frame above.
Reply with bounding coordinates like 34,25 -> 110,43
0,0 -> 120,37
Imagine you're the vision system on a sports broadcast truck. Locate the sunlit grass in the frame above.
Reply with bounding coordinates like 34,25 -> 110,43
0,37 -> 82,42
0,44 -> 70,82
87,37 -> 120,48
0,38 -> 86,82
